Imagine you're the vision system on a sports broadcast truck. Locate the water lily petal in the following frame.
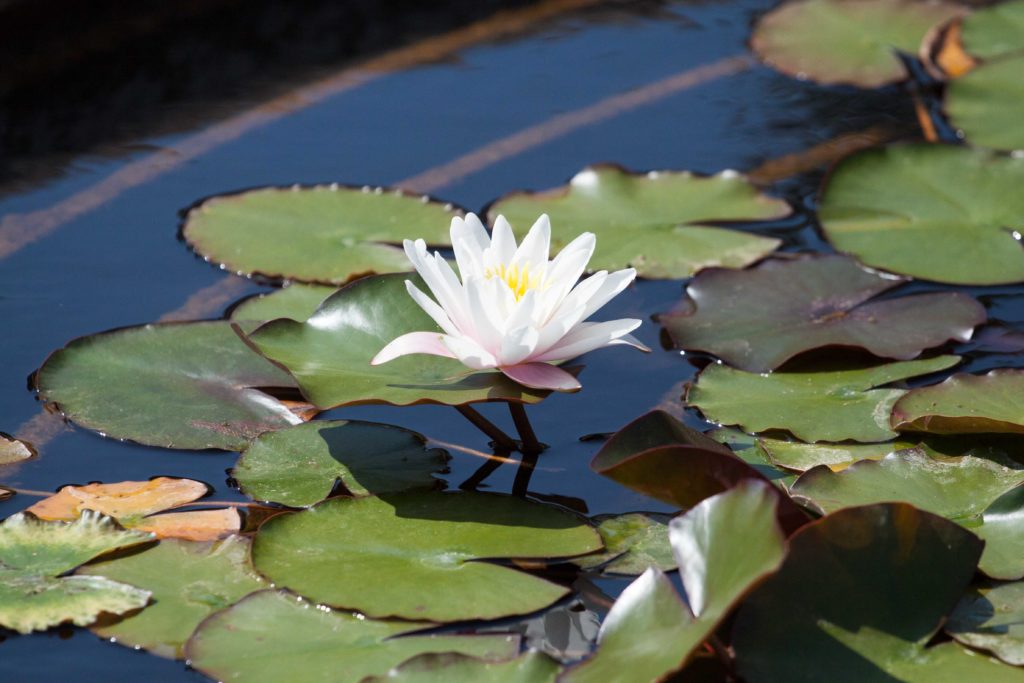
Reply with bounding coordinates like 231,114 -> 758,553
501,362 -> 581,392
451,214 -> 489,282
404,280 -> 459,336
534,318 -> 643,362
489,215 -> 517,265
608,332 -> 651,352
501,325 -> 541,367
371,331 -> 456,365
466,278 -> 506,355
546,232 -> 596,290
441,335 -> 498,370
580,268 -> 636,320
512,214 -> 551,271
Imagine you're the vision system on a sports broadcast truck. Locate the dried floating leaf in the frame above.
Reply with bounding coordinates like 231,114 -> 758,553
488,165 -> 787,279
0,434 -> 34,465
132,509 -> 242,542
28,478 -> 208,521
182,184 -> 460,285
751,0 -> 963,87
658,255 -> 984,372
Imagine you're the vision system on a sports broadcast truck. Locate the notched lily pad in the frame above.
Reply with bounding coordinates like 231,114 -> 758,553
733,503 -> 986,682
488,165 -> 787,279
245,273 -> 553,409
819,144 -> 1024,285
234,420 -> 448,507
79,536 -> 266,658
186,590 -> 520,683
230,283 -> 339,323
251,491 -> 601,622
751,0 -> 962,87
26,477 -> 240,542
182,184 -> 459,285
687,355 -> 960,442
659,255 -> 984,372
576,513 -> 675,575
0,511 -> 154,633
947,580 -> 1024,666
35,321 -> 310,451
892,369 -> 1024,435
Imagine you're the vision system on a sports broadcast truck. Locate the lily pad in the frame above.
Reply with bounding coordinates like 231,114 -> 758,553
592,411 -> 808,532
750,0 -> 962,87
251,491 -> 601,622
892,369 -> 1024,435
26,477 -> 240,542
0,511 -> 153,633
182,184 -> 458,285
363,651 -> 560,683
488,165 -> 787,279
0,434 -> 33,465
575,513 -> 675,575
972,487 -> 1024,580
758,437 -> 917,472
186,590 -> 520,683
687,355 -> 960,442
79,536 -> 266,658
658,255 -> 984,372
245,274 -> 552,409
733,503 -> 986,682
230,283 -> 338,323
563,483 -> 786,682
947,580 -> 1024,665
233,420 -> 449,507
35,321 -> 308,451
819,144 -> 1024,285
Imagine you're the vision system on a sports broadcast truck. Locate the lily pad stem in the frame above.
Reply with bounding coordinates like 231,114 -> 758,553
512,449 -> 540,497
454,405 -> 518,451
508,402 -> 545,456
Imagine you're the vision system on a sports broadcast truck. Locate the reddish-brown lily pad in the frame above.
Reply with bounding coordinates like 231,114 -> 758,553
659,255 -> 984,372
892,369 -> 1024,435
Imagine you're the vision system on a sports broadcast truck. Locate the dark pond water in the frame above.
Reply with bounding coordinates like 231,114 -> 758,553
2,0 -> 1022,680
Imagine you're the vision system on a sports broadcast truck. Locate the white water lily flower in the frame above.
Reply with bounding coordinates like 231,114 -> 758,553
371,212 -> 648,391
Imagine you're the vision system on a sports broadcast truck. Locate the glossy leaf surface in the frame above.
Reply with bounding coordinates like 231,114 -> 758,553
892,369 -> 1024,435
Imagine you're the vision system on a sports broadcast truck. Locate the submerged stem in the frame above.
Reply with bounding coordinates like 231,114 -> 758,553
454,405 -> 518,451
512,449 -> 540,497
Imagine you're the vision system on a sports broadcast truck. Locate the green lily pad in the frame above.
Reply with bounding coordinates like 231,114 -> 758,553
233,420 -> 449,507
750,0 -> 962,87
363,651 -> 560,683
819,144 -> 1024,285
251,492 -> 601,622
687,355 -> 961,442
710,428 -> 797,486
230,284 -> 338,322
0,511 -> 154,633
758,437 -> 917,472
245,274 -> 552,409
973,487 -> 1024,580
0,434 -> 33,465
947,580 -> 1024,665
592,411 -> 808,532
892,369 -> 1024,435
576,513 -> 675,575
563,483 -> 786,682
658,255 -> 984,372
35,321 -> 308,451
943,0 -> 1024,151
186,590 -> 520,683
487,165 -> 787,279
182,184 -> 458,285
733,503 -> 985,682
78,536 -> 266,658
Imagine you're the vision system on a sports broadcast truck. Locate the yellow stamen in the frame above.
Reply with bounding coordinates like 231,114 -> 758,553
486,263 -> 543,301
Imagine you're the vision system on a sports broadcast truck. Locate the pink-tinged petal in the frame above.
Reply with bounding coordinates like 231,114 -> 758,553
450,214 -> 488,282
534,318 -> 642,362
489,215 -> 517,265
501,362 -> 581,392
580,268 -> 636,320
441,335 -> 498,370
512,214 -> 551,269
371,332 -> 457,365
405,280 -> 459,336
